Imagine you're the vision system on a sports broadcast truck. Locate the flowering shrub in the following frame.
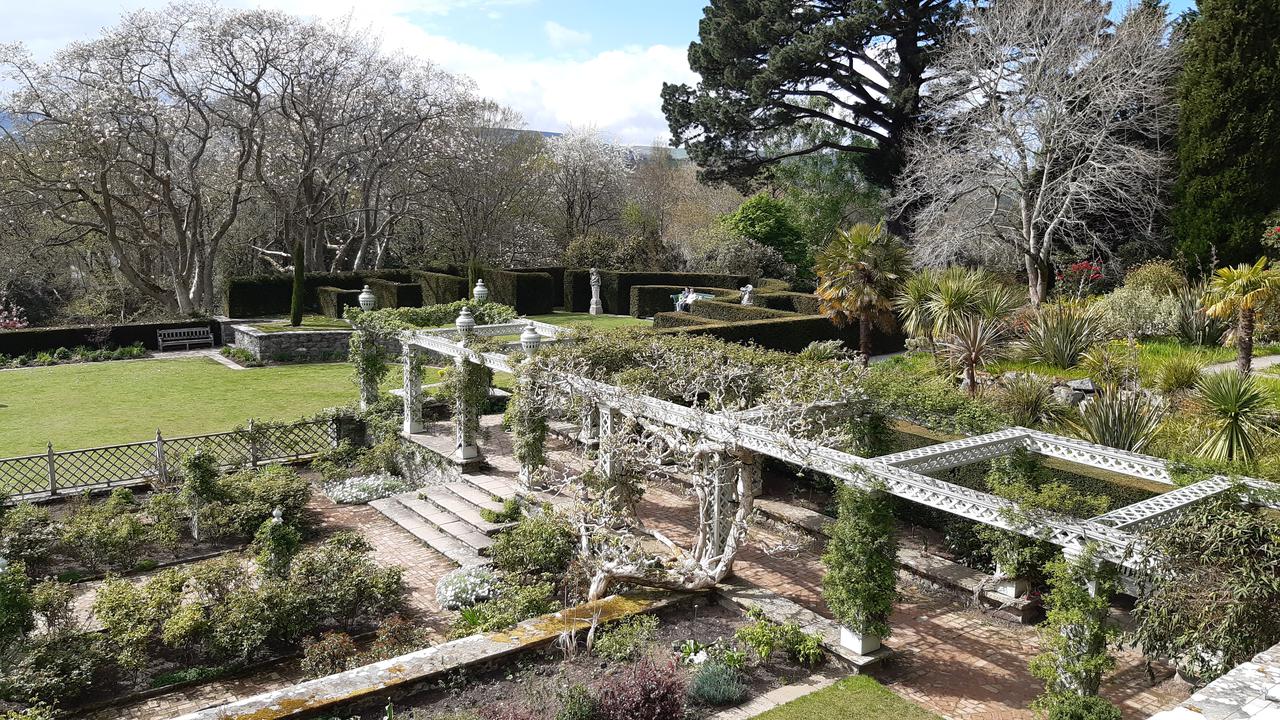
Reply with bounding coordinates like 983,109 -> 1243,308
595,658 -> 687,720
0,293 -> 27,329
1263,225 -> 1280,249
1094,286 -> 1178,339
300,631 -> 357,677
1056,260 -> 1104,299
323,472 -> 417,504
435,566 -> 497,610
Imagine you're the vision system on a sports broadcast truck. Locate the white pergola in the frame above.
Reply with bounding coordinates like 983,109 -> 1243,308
386,310 -> 1280,587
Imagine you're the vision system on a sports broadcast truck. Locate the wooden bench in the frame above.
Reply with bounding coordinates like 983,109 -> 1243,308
157,326 -> 215,351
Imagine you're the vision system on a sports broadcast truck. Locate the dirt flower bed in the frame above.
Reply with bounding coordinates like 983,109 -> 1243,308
336,600 -> 820,720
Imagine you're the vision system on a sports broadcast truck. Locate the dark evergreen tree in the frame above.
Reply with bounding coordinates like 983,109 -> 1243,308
660,0 -> 960,192
1172,0 -> 1280,269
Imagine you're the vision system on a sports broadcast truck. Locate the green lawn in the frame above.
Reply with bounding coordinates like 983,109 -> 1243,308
989,338 -> 1280,385
754,676 -> 939,720
0,358 -> 364,456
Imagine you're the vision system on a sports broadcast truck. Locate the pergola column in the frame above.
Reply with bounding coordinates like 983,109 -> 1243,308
578,402 -> 600,446
451,352 -> 483,466
597,403 -> 621,481
738,449 -> 763,498
1062,544 -> 1101,597
401,342 -> 423,435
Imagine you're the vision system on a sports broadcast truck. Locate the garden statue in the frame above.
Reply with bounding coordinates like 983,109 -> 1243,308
589,268 -> 603,315
473,278 -> 489,304
740,284 -> 754,306
358,285 -> 376,311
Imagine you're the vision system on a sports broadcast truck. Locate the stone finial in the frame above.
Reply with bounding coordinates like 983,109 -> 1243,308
473,279 -> 489,304
271,507 -> 283,524
455,306 -> 476,336
358,285 -> 376,311
520,321 -> 541,356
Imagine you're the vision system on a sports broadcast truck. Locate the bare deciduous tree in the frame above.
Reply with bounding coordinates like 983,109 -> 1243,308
893,0 -> 1176,303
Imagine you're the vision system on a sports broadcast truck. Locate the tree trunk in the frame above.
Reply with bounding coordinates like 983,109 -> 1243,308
290,240 -> 305,327
1238,308 -> 1255,374
966,362 -> 978,397
859,308 -> 872,366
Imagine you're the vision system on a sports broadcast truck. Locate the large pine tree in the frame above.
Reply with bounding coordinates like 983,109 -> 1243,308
660,0 -> 960,192
1172,0 -> 1280,269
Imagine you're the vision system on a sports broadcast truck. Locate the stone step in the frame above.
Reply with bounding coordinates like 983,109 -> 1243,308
390,490 -> 499,554
459,473 -> 519,501
369,498 -> 487,567
417,487 -> 506,536
445,481 -> 506,512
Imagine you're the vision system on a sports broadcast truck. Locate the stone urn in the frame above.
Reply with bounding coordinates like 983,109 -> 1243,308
473,279 -> 489,304
840,626 -> 881,656
455,306 -> 476,336
358,285 -> 376,311
520,322 -> 541,355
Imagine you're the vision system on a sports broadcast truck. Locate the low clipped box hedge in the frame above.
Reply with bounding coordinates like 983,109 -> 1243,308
753,291 -> 821,315
478,268 -> 556,315
690,299 -> 793,323
629,285 -> 740,318
654,314 -> 903,354
317,287 -> 362,319
652,312 -> 720,329
0,320 -> 221,355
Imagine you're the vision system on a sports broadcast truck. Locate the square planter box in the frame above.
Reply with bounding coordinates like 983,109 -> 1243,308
840,627 -> 881,656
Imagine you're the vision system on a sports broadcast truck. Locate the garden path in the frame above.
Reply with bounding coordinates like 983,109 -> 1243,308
633,484 -> 1192,720
1203,354 -> 1280,374
76,490 -> 457,720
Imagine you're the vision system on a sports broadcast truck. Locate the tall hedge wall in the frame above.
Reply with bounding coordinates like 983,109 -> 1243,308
562,270 -> 749,314
510,267 -> 565,306
652,312 -> 721,329
752,291 -> 822,315
0,320 -> 222,355
317,287 -> 363,319
367,278 -> 423,310
224,269 -> 418,317
416,271 -> 468,305
478,268 -> 557,316
629,285 -> 741,318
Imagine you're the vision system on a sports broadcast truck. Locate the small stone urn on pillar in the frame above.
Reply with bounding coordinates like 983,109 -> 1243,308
588,267 -> 603,316
358,285 -> 376,311
473,279 -> 489,304
455,306 -> 476,339
520,322 -> 541,356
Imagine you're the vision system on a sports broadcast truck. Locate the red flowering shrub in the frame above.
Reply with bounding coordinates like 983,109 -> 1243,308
0,292 -> 27,329
596,658 -> 686,720
1056,260 -> 1104,298
1263,225 -> 1280,248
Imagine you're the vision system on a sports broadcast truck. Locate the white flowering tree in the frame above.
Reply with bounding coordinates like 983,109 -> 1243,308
546,128 -> 630,248
893,0 -> 1176,304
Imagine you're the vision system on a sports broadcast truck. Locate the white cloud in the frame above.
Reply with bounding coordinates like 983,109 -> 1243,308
1,0 -> 697,145
543,20 -> 591,50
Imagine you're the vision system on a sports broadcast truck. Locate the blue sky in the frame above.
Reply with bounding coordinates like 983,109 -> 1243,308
2,0 -> 1198,144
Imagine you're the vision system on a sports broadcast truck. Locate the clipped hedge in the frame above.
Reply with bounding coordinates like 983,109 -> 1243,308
0,319 -> 222,355
654,314 -> 904,354
478,268 -> 556,316
753,291 -> 821,315
690,300 -> 792,323
317,287 -> 363,319
562,270 -> 750,315
366,278 -> 423,310
653,312 -> 721,328
225,269 -> 418,317
629,285 -> 740,318
415,270 -> 468,305
510,266 -> 565,305
756,278 -> 792,293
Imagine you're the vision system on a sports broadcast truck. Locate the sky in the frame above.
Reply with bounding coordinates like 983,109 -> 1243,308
0,0 -> 1197,146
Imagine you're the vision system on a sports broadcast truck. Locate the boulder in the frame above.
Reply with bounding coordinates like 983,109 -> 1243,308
1066,378 -> 1098,393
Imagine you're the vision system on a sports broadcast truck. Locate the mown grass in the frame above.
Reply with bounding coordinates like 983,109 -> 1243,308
0,358 -> 365,456
753,676 -> 940,720
989,337 -> 1280,385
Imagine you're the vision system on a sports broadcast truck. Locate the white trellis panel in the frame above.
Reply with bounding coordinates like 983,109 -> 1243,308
1023,430 -> 1173,485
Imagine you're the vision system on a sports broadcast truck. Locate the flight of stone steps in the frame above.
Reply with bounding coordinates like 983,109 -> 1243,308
369,473 -> 519,567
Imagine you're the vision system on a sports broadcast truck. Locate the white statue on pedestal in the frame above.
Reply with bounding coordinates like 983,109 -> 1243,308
589,267 -> 603,315
740,284 -> 754,306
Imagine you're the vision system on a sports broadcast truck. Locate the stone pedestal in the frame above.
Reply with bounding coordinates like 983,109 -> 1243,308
840,627 -> 882,656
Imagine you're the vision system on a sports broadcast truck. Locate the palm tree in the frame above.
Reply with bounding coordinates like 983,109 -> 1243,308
1194,371 -> 1274,462
816,223 -> 910,364
894,269 -> 941,348
1201,258 -> 1280,374
939,316 -> 1009,396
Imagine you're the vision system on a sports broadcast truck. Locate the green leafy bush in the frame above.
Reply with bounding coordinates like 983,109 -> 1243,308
822,484 -> 897,641
994,374 -> 1066,428
0,503 -> 58,566
733,607 -> 825,667
451,579 -> 558,636
1030,547 -> 1118,700
555,683 -> 598,720
208,464 -> 312,538
592,613 -> 659,662
490,514 -> 576,579
252,518 -> 302,577
1034,693 -> 1122,720
687,660 -> 748,707
0,562 -> 34,650
59,489 -> 152,570
1157,356 -> 1205,394
0,628 -> 106,706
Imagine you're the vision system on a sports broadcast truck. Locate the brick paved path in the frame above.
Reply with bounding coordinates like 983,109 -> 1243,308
79,488 -> 457,720
635,483 -> 1191,720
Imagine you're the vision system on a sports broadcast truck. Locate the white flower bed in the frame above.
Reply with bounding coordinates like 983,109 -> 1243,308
436,566 -> 496,610
324,472 -> 418,504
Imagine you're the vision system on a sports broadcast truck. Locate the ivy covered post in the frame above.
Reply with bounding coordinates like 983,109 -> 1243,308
402,341 -> 423,435
509,356 -> 548,490
1029,544 -> 1121,720
822,481 -> 898,656
451,307 -> 483,466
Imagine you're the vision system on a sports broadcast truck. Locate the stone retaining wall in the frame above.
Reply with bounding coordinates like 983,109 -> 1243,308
1149,641 -> 1280,720
231,324 -> 354,363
